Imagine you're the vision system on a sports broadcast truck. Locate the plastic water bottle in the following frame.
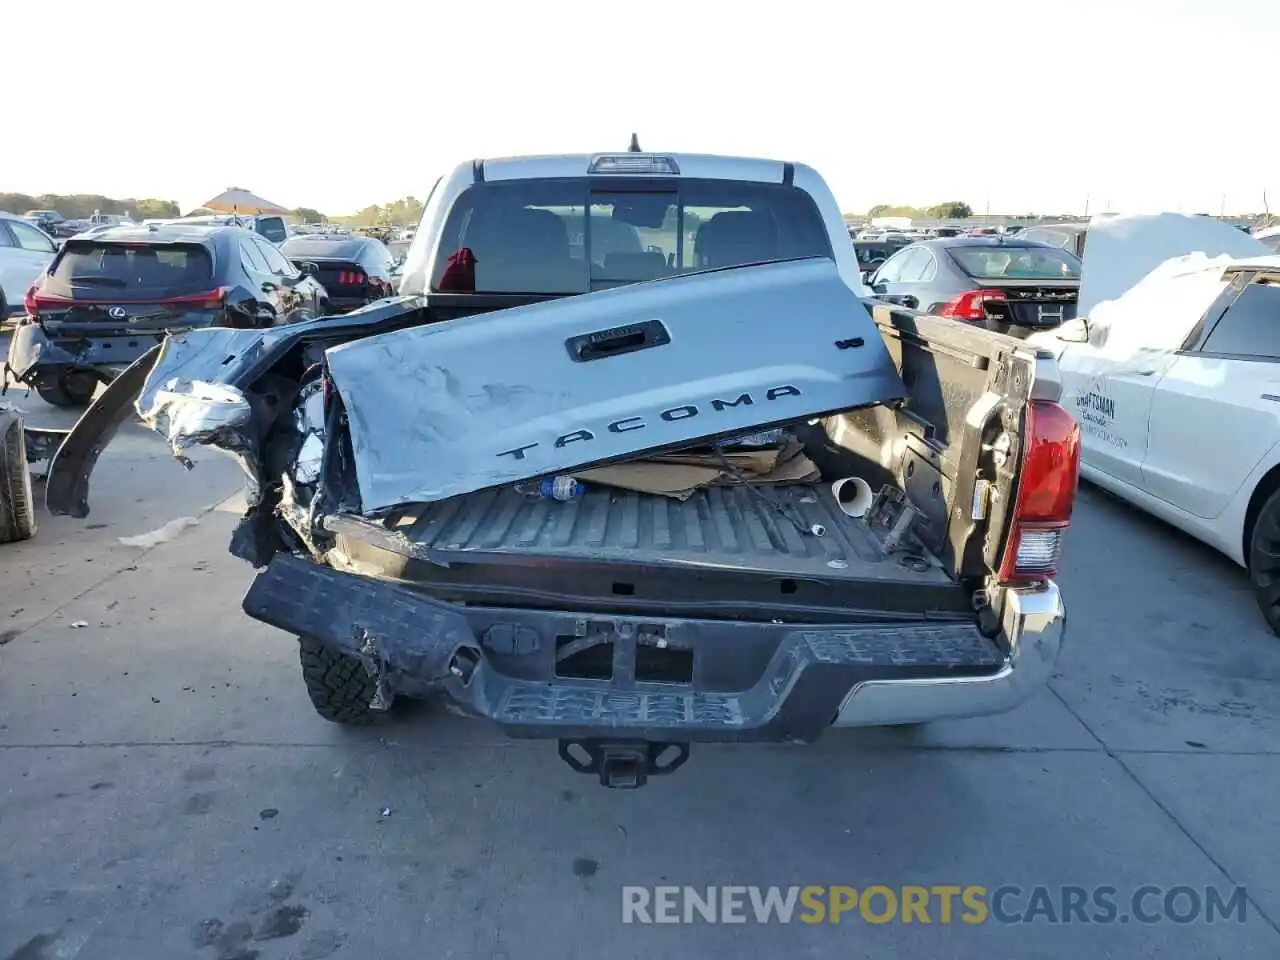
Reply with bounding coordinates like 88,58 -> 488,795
537,476 -> 586,501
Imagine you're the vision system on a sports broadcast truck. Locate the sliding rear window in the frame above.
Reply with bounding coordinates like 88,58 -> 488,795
948,245 -> 1081,281
431,177 -> 833,295
49,242 -> 214,296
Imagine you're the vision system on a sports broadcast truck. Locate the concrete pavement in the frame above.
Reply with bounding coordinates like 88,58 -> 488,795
0,388 -> 1277,959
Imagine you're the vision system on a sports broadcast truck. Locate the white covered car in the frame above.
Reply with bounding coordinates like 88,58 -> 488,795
0,211 -> 58,320
1029,212 -> 1280,632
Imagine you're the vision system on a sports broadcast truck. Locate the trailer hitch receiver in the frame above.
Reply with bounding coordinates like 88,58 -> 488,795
557,739 -> 690,789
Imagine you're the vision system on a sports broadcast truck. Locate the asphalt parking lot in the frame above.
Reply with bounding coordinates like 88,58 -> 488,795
1,386 -> 1278,959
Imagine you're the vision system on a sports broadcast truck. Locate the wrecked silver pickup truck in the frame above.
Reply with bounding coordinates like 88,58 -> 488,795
46,152 -> 1075,787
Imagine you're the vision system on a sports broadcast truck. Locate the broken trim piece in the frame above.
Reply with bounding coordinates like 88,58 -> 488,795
46,346 -> 161,518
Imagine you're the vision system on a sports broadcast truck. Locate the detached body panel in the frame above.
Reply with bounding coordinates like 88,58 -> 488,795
324,258 -> 905,511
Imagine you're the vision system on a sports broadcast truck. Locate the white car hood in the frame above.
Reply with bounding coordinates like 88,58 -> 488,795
1076,212 -> 1268,320
1029,213 -> 1280,363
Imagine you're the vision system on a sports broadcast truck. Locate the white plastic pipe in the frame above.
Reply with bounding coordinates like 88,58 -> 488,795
831,476 -> 873,518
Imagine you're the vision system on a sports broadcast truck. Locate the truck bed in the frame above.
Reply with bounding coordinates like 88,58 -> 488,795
368,481 -> 951,585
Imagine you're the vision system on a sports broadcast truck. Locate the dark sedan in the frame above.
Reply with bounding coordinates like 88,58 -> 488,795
867,237 -> 1081,338
8,223 -> 327,407
280,235 -> 398,314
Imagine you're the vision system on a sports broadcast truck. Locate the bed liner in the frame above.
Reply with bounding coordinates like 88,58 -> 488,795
341,480 -> 950,585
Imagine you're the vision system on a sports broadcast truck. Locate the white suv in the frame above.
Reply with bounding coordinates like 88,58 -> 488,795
0,212 -> 57,319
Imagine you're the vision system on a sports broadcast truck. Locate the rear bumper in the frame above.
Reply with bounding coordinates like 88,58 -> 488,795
834,579 -> 1064,725
243,554 -> 1064,740
6,322 -> 165,380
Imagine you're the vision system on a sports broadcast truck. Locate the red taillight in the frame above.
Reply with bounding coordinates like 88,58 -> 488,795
25,286 -> 73,313
161,287 -> 229,310
939,288 -> 1006,321
998,400 -> 1080,583
23,286 -> 228,313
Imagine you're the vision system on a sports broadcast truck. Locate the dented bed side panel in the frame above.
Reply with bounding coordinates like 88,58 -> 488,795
324,258 -> 906,513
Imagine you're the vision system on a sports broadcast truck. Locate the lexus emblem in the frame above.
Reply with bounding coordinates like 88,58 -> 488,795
107,306 -> 127,319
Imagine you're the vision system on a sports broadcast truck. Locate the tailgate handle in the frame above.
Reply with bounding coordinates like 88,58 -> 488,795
566,319 -> 670,363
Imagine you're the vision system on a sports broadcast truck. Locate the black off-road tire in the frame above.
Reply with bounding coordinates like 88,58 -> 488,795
35,370 -> 98,408
0,409 -> 37,544
298,635 -> 384,724
1248,487 -> 1280,635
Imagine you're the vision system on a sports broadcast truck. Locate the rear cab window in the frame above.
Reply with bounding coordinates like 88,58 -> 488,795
256,217 -> 288,244
430,178 -> 833,294
949,245 -> 1080,281
47,241 -> 214,297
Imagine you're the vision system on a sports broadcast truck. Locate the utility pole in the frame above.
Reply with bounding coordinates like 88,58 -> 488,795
1084,194 -> 1090,217
1220,193 -> 1227,216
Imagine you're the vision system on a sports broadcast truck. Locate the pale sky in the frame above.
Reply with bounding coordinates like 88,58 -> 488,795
7,0 -> 1277,217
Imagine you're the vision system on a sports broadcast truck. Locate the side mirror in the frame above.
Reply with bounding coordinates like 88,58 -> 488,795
871,281 -> 888,295
1056,317 -> 1091,343
297,261 -> 317,277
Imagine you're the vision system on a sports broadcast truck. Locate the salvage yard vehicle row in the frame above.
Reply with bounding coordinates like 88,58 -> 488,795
45,151 -> 1076,788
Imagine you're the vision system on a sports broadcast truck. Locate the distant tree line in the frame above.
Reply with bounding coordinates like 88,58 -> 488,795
0,193 -> 430,227
335,196 -> 425,227
0,193 -> 181,220
865,201 -> 974,220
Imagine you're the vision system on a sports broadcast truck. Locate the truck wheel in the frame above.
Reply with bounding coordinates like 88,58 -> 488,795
298,635 -> 384,724
35,371 -> 98,408
1248,488 -> 1280,636
0,409 -> 37,544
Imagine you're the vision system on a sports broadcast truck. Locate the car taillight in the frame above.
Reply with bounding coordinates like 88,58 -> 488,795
162,287 -> 230,309
939,288 -> 1006,321
22,286 -> 229,312
998,400 -> 1080,583
338,270 -> 366,285
25,286 -> 72,313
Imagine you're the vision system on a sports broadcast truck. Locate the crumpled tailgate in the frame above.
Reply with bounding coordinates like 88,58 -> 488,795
324,258 -> 905,513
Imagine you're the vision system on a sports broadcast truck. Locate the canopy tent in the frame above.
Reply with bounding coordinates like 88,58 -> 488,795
200,188 -> 289,215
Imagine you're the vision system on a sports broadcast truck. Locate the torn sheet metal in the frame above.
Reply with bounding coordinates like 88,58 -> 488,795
140,379 -> 252,455
290,379 -> 326,485
132,333 -> 267,505
323,257 -> 906,514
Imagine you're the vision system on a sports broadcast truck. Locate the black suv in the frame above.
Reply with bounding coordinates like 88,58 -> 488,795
280,234 -> 398,314
8,224 -> 327,407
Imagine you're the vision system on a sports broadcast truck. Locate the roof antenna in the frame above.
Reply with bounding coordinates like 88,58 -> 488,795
628,132 -> 642,153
